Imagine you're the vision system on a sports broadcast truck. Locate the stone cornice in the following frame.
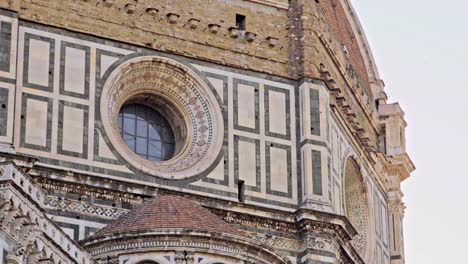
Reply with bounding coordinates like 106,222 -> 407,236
82,230 -> 293,264
209,207 -> 358,243
386,153 -> 415,182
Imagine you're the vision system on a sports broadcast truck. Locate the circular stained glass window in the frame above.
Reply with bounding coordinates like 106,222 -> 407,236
118,103 -> 176,161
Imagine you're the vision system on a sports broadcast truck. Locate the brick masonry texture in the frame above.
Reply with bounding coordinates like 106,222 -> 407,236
318,0 -> 370,89
1,0 -> 290,77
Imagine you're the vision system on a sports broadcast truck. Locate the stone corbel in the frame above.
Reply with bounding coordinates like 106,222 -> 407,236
167,13 -> 180,24
208,24 -> 220,34
245,31 -> 257,42
229,27 -> 239,38
188,18 -> 200,29
103,0 -> 114,7
124,3 -> 136,14
145,7 -> 158,16
266,36 -> 278,47
0,208 -> 17,230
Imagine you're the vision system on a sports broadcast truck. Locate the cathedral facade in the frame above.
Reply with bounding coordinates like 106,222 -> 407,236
0,0 -> 414,263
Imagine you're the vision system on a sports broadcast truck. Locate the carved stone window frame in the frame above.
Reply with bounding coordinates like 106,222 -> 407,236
100,56 -> 224,180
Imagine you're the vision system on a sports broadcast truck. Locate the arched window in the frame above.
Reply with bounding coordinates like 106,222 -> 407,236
118,103 -> 176,161
344,158 -> 369,258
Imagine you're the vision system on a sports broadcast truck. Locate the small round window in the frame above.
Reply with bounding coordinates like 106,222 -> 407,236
118,103 -> 176,161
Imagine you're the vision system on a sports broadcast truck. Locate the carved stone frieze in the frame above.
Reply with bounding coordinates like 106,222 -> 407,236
82,231 -> 292,264
301,235 -> 338,255
44,196 -> 129,219
246,232 -> 301,252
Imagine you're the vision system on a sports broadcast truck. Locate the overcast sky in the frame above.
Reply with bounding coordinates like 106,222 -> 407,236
350,0 -> 467,263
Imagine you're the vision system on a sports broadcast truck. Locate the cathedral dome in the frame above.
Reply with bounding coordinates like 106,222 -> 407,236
82,195 -> 292,264
93,195 -> 243,237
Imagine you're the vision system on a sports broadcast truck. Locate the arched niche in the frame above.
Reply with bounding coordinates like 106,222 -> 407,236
343,157 -> 370,259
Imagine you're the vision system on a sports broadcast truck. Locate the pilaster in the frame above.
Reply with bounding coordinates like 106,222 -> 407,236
387,181 -> 406,264
299,81 -> 333,213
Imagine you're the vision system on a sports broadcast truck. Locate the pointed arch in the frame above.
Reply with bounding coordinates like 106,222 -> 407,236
343,157 -> 370,259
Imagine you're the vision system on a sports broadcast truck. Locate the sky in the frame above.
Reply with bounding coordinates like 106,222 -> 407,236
350,0 -> 468,263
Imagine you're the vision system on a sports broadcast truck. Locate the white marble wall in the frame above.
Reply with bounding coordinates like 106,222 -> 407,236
0,15 -> 394,262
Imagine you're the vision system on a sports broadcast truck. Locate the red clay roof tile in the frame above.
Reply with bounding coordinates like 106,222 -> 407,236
93,195 -> 243,237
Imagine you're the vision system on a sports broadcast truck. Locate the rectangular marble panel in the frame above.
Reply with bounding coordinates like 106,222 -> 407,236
268,90 -> 286,134
0,21 -> 12,72
266,141 -> 293,198
27,37 -> 51,88
55,221 -> 79,241
235,136 -> 260,191
24,98 -> 48,147
207,157 -> 225,181
0,88 -> 8,136
234,79 -> 259,134
265,85 -> 291,140
269,146 -> 288,193
62,106 -> 84,153
96,49 -> 124,79
237,84 -> 256,128
310,89 -> 321,136
58,101 -> 88,158
312,150 -> 322,195
97,131 -> 117,160
207,76 -> 224,102
60,42 -> 90,98
20,93 -> 52,151
64,47 -> 86,95
334,182 -> 341,213
238,140 -> 256,186
99,54 -> 119,78
381,202 -> 389,245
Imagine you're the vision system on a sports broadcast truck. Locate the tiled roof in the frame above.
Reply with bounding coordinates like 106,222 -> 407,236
318,0 -> 370,88
93,195 -> 243,237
